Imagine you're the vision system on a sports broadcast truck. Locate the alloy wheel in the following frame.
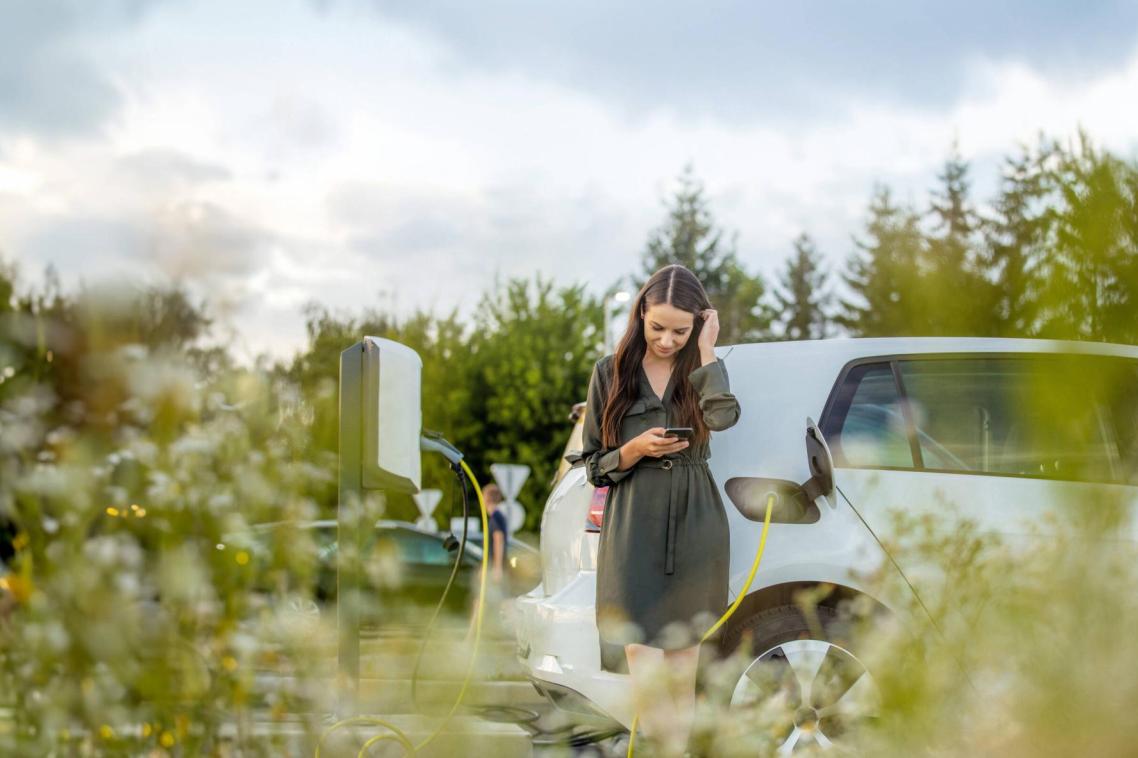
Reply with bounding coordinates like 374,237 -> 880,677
729,638 -> 879,753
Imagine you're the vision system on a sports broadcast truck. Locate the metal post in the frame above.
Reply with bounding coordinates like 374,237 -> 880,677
337,341 -> 364,715
605,290 -> 630,354
336,336 -> 422,716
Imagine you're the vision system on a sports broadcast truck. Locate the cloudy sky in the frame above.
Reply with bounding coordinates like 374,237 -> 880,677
2,0 -> 1138,361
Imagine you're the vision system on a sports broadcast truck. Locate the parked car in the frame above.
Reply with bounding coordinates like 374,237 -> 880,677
224,518 -> 539,628
550,401 -> 588,490
513,337 -> 1138,750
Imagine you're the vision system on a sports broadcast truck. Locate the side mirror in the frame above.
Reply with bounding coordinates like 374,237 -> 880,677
804,417 -> 836,507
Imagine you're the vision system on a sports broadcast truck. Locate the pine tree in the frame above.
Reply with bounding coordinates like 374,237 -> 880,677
0,256 -> 16,315
639,166 -> 774,343
924,143 -> 995,335
1039,132 -> 1138,342
836,186 -> 926,337
774,233 -> 830,340
981,140 -> 1056,337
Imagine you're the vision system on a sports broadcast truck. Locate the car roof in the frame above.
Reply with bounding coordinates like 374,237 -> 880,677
722,336 -> 1138,364
708,336 -> 1138,488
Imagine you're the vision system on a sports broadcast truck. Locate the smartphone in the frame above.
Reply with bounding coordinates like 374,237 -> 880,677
664,427 -> 694,440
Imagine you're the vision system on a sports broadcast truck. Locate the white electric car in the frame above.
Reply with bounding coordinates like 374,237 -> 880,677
514,337 -> 1138,750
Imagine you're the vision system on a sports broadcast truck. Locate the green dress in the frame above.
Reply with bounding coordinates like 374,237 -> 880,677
582,354 -> 741,670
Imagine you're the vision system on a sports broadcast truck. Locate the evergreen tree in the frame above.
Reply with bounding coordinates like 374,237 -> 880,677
0,257 -> 15,315
923,143 -> 996,335
774,233 -> 831,340
1039,132 -> 1138,343
981,140 -> 1057,338
836,186 -> 926,337
640,166 -> 775,343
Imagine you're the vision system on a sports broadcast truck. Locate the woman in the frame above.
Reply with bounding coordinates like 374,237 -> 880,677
581,263 -> 741,753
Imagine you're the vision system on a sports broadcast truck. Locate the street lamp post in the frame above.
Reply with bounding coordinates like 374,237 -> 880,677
604,290 -> 631,354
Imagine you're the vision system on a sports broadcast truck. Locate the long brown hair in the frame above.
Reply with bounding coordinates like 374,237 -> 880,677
600,264 -> 713,448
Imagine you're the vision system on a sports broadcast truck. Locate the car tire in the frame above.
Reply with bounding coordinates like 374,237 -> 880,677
716,604 -> 879,754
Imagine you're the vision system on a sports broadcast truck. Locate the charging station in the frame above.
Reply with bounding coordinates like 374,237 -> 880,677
337,336 -> 423,714
328,336 -> 533,757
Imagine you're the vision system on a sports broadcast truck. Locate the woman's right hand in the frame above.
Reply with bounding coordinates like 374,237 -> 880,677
634,428 -> 689,458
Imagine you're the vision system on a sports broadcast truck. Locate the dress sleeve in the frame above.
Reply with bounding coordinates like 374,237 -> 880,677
581,359 -> 636,487
688,357 -> 741,432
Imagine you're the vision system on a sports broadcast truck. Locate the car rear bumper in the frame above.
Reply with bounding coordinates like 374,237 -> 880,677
512,573 -> 634,727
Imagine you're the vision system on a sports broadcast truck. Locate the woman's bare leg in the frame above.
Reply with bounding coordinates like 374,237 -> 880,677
626,642 -> 698,755
625,643 -> 672,747
663,645 -> 700,751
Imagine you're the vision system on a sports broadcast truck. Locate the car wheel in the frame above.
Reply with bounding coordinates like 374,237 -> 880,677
283,594 -> 321,618
719,604 -> 880,754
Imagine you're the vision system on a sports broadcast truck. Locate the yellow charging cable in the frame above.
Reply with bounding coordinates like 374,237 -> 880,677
626,492 -> 776,758
315,460 -> 490,758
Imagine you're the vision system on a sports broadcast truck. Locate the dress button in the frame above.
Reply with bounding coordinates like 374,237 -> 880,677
661,459 -> 673,470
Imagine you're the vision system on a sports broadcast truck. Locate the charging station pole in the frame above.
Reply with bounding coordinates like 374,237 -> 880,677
337,337 -> 422,716
337,341 -> 366,713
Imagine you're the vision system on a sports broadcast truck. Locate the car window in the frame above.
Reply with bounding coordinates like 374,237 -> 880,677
899,356 -> 1138,484
825,363 -> 914,468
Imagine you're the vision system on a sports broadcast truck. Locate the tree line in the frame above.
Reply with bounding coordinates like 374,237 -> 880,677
3,131 -> 1137,529
824,133 -> 1138,343
616,132 -> 1138,347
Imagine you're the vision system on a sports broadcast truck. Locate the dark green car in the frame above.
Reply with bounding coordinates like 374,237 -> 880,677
222,519 -> 539,629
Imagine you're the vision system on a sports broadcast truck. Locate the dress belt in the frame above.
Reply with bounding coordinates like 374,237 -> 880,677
637,457 -> 709,575
637,457 -> 708,471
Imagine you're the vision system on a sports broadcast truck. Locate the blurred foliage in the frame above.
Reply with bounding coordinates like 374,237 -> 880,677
847,491 -> 1138,757
0,271 -> 334,753
678,491 -> 1138,757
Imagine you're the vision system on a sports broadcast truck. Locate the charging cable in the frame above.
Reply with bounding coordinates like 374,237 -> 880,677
410,459 -> 470,712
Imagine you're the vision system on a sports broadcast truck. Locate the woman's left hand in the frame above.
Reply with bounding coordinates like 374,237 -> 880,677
698,309 -> 719,353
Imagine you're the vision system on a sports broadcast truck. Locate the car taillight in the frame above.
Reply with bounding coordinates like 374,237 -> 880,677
586,487 -> 608,531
